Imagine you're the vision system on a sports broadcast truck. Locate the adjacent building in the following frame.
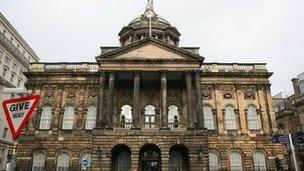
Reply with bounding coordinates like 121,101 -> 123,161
274,72 -> 304,169
0,12 -> 39,170
16,1 -> 285,171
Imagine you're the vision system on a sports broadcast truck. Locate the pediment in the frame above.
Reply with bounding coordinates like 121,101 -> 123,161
114,43 -> 186,60
96,38 -> 204,62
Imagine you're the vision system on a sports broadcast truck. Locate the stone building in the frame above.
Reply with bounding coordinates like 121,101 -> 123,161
16,1 -> 285,171
274,72 -> 304,169
0,11 -> 39,170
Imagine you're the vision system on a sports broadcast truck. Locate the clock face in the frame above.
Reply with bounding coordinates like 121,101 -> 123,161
145,10 -> 155,18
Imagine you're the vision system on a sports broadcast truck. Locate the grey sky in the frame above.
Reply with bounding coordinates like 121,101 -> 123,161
1,0 -> 303,95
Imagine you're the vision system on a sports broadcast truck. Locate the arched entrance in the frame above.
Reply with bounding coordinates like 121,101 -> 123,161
111,144 -> 131,171
169,144 -> 189,171
139,144 -> 161,171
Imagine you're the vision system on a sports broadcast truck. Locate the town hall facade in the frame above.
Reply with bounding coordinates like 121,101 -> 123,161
16,1 -> 285,170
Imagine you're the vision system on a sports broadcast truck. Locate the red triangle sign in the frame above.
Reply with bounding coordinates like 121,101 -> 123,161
2,95 -> 40,139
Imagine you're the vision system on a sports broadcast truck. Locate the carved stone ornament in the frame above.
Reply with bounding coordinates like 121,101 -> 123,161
223,93 -> 233,99
202,92 -> 212,100
45,91 -> 54,98
220,85 -> 235,91
67,92 -> 76,98
244,92 -> 256,100
90,93 -> 98,98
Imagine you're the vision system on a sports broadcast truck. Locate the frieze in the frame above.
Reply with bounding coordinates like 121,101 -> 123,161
220,85 -> 235,91
202,84 -> 214,91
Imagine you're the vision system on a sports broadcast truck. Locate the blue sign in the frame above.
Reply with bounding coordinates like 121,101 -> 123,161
292,132 -> 304,143
272,134 -> 289,144
272,132 -> 304,144
82,159 -> 88,167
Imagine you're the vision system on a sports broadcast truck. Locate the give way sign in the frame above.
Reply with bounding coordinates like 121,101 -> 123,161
2,95 -> 40,139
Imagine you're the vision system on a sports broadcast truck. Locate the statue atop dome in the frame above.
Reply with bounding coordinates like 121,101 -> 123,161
118,0 -> 181,46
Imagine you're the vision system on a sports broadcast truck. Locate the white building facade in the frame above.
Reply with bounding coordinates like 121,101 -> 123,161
0,12 -> 39,170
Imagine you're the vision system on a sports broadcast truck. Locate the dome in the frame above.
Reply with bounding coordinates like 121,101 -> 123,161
118,1 -> 181,46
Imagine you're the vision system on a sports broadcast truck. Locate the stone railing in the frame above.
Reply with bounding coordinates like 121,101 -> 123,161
30,62 -> 99,72
201,63 -> 268,72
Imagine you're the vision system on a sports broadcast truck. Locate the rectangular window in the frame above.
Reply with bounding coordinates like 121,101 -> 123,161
0,49 -> 3,59
13,62 -> 18,71
2,67 -> 7,78
300,82 -> 304,94
4,56 -> 11,65
10,73 -> 15,83
17,78 -> 23,87
2,127 -> 8,138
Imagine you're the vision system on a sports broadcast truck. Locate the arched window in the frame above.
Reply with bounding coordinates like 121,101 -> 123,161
144,105 -> 156,128
169,151 -> 183,171
168,105 -> 179,128
247,106 -> 260,130
253,151 -> 267,171
85,106 -> 97,130
204,106 -> 215,130
32,151 -> 46,171
224,106 -> 237,130
39,106 -> 52,130
229,151 -> 243,171
80,152 -> 91,170
62,106 -> 75,130
57,152 -> 70,171
121,105 -> 132,128
117,151 -> 131,170
209,151 -> 220,171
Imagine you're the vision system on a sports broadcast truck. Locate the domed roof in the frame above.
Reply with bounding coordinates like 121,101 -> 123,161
118,0 -> 181,46
128,14 -> 171,28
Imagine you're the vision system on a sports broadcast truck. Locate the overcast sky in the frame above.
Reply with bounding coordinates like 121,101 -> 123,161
1,0 -> 303,95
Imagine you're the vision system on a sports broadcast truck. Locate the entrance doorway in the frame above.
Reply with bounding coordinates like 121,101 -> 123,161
139,144 -> 161,171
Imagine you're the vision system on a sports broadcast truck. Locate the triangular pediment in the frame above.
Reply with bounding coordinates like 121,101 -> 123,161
96,38 -> 204,62
114,43 -> 186,60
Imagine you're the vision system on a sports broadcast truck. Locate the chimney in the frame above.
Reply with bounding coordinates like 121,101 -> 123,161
291,78 -> 300,96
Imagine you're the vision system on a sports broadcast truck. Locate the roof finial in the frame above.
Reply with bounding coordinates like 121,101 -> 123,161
146,0 -> 154,11
145,0 -> 155,37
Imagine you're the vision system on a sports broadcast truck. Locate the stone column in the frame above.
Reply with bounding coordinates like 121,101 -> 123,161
106,72 -> 115,128
160,71 -> 168,129
213,84 -> 224,134
133,71 -> 140,128
186,71 -> 194,128
236,84 -> 247,134
257,84 -> 270,134
97,71 -> 105,128
195,71 -> 204,129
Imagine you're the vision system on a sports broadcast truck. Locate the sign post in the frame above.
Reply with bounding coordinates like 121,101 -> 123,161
289,134 -> 299,171
1,95 -> 40,171
2,95 -> 40,139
